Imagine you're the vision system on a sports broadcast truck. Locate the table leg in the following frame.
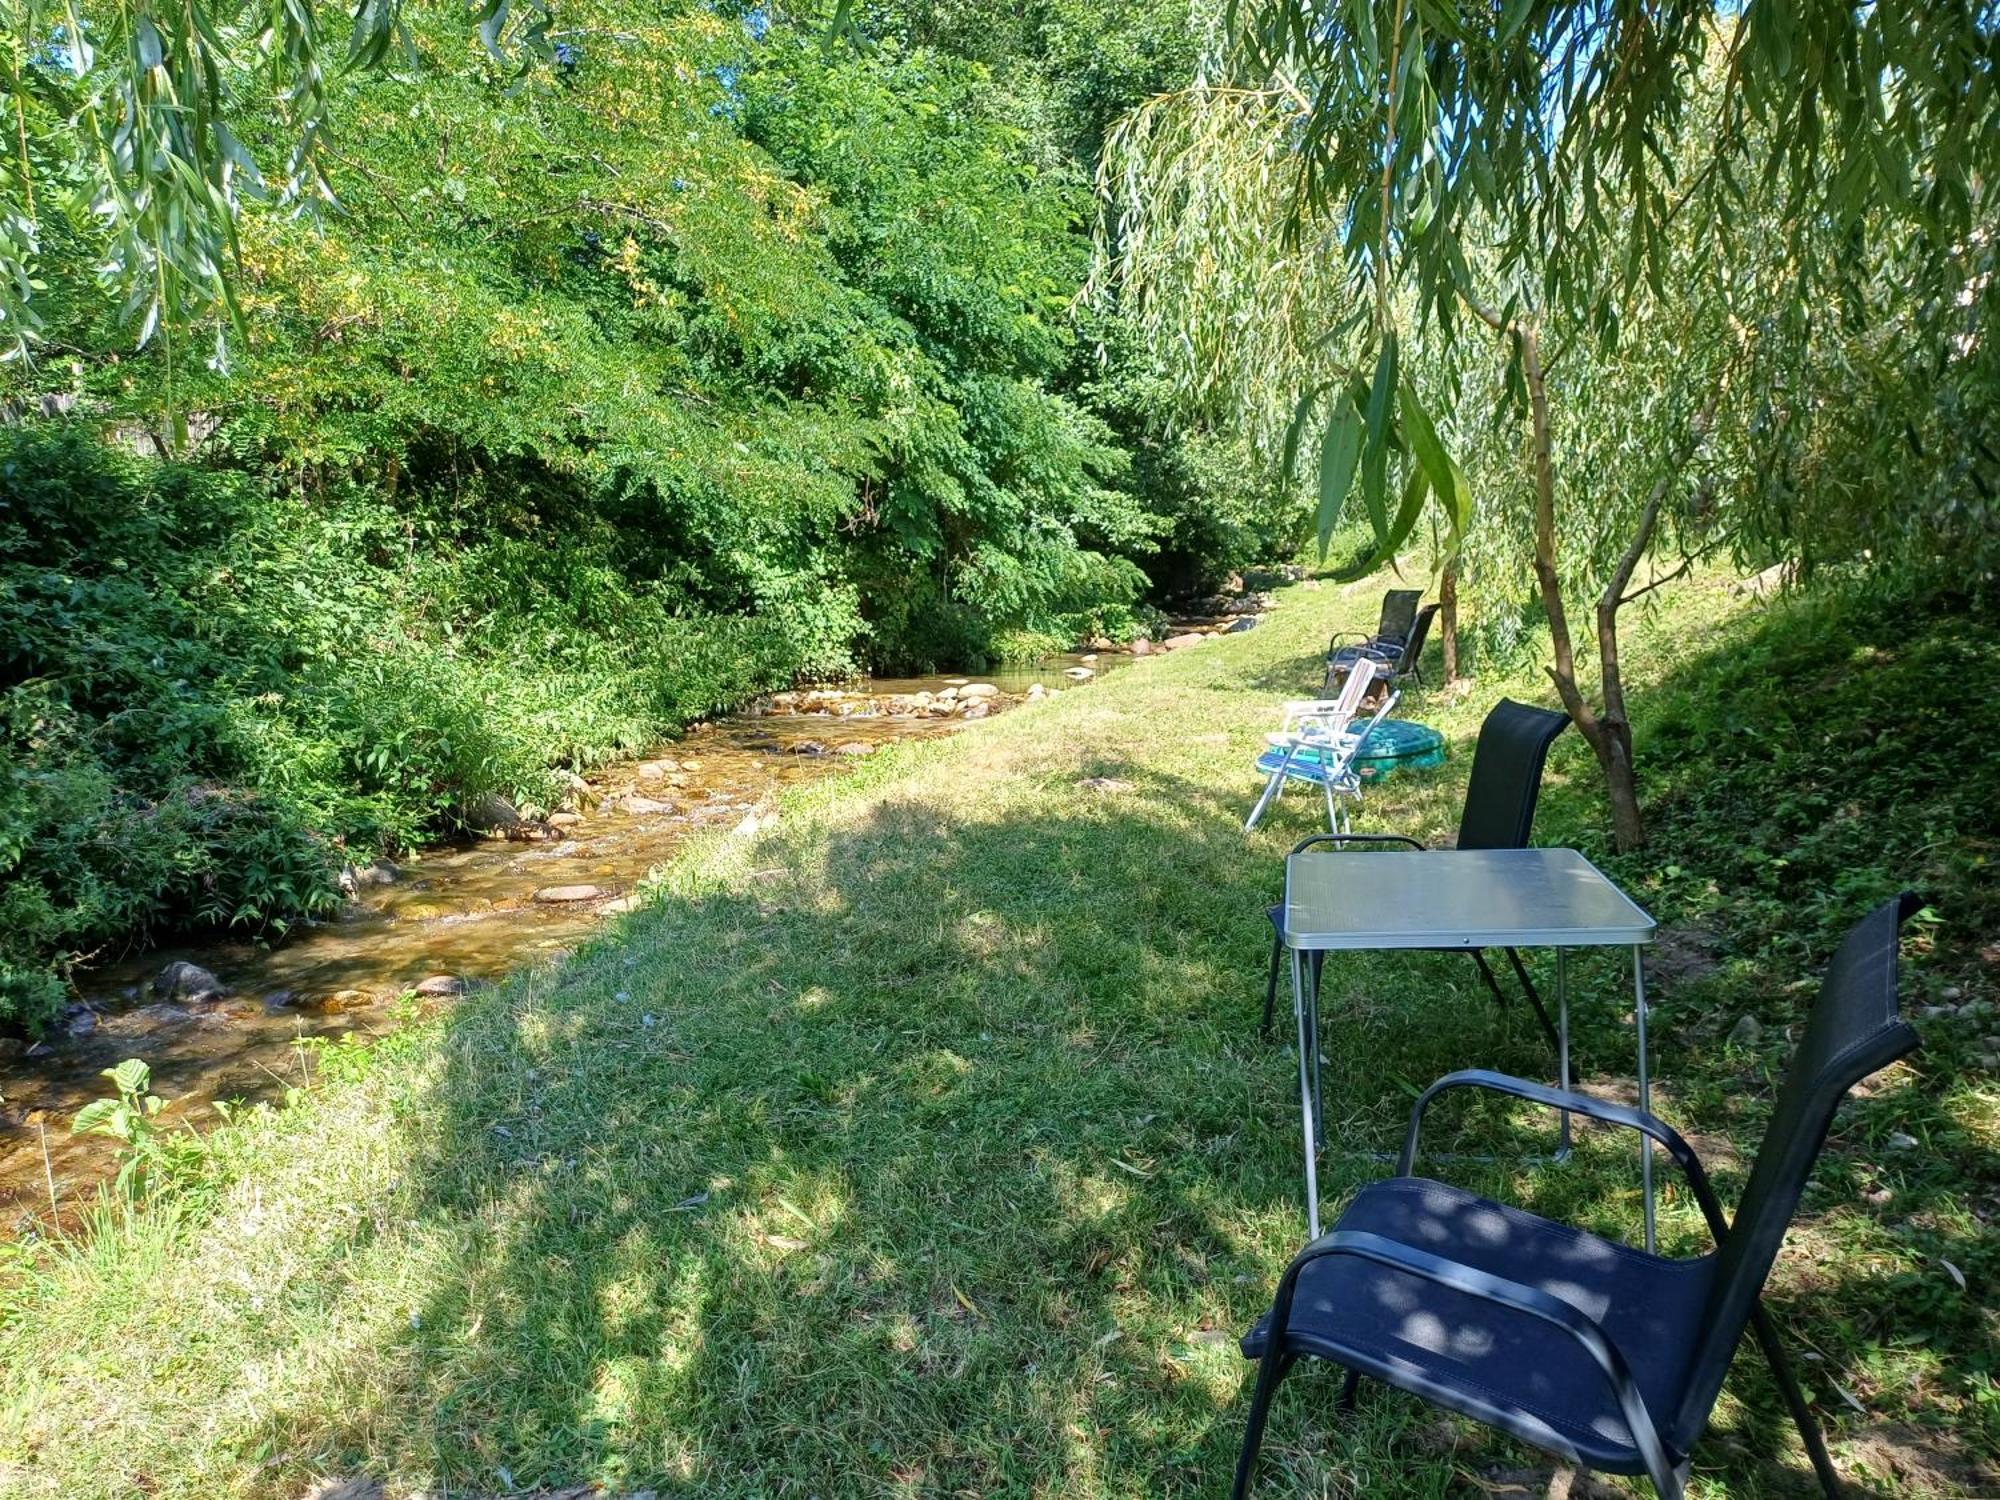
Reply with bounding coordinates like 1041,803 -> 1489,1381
1309,955 -> 1326,1151
1634,946 -> 1655,1253
1556,947 -> 1572,1160
1292,946 -> 1320,1238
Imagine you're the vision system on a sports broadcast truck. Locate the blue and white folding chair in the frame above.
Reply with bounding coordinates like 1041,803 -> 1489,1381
1245,672 -> 1399,834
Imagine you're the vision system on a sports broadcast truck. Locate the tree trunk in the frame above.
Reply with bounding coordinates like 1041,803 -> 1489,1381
1439,558 -> 1462,681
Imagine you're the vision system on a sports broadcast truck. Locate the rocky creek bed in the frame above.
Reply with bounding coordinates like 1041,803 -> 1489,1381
0,616 -> 1279,1228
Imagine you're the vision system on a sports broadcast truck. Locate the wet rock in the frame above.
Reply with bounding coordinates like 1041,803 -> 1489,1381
602,895 -> 640,915
261,991 -> 299,1011
1026,683 -> 1046,700
461,792 -> 524,834
679,758 -> 703,771
534,884 -> 607,904
960,683 -> 1000,700
1086,636 -> 1114,651
792,741 -> 829,757
636,760 -> 679,780
547,811 -> 584,828
1225,615 -> 1261,633
961,701 -> 992,719
618,795 -> 678,816
322,989 -> 379,1013
66,1006 -> 99,1037
1726,1014 -> 1763,1049
413,974 -> 466,998
1129,638 -> 1152,657
835,741 -> 875,756
1162,632 -> 1206,651
1064,666 -> 1095,680
154,960 -> 226,1004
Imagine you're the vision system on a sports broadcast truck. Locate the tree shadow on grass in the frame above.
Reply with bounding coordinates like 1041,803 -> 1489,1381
244,594 -> 1998,1498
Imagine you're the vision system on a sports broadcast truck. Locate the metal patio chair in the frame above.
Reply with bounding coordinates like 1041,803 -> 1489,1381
1325,602 -> 1440,695
1326,589 -> 1422,670
1233,893 -> 1923,1500
1244,659 -> 1386,833
1260,698 -> 1571,1040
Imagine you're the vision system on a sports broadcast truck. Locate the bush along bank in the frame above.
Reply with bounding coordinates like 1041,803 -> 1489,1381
0,428 -> 821,1036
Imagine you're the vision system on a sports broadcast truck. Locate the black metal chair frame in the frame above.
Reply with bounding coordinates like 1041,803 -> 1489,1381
1235,894 -> 1924,1500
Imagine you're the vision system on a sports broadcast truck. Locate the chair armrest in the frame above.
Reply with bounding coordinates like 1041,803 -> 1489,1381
1399,1069 -> 1730,1241
1290,832 -> 1426,855
1265,1229 -> 1678,1492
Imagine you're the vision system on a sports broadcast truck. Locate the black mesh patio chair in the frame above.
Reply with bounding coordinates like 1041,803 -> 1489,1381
1233,893 -> 1922,1500
1325,589 -> 1421,670
1324,602 -> 1439,695
1261,698 -> 1571,1044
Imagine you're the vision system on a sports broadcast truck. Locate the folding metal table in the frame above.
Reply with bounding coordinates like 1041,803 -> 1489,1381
1282,846 -> 1659,1245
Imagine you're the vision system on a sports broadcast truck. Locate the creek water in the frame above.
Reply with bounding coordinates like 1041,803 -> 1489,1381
0,653 -> 1154,1229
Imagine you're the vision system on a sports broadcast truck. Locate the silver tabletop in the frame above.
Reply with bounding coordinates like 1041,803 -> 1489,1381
1284,846 -> 1656,951
1279,845 -> 1660,1246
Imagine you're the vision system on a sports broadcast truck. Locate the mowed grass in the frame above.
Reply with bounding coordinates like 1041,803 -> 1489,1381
1,574 -> 1995,1499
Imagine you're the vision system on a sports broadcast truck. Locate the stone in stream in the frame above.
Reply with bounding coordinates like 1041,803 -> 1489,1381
1225,615 -> 1261,633
1064,666 -> 1094,680
1161,632 -> 1206,651
835,741 -> 876,756
961,701 -> 992,719
959,683 -> 1000,699
1129,638 -> 1152,656
153,960 -> 226,1004
636,759 -> 680,779
412,974 -> 466,998
534,884 -> 607,904
618,795 -> 678,816
792,741 -> 829,756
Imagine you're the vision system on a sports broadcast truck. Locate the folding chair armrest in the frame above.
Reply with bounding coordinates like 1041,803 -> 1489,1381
1289,832 -> 1426,855
1399,1070 -> 1730,1240
1265,1230 -> 1679,1493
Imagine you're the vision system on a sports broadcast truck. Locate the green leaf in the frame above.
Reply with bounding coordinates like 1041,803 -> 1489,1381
1396,380 -> 1470,548
106,1058 -> 151,1099
1358,332 -> 1399,546
71,1099 -> 125,1138
1314,394 -> 1363,556
1280,384 -> 1323,485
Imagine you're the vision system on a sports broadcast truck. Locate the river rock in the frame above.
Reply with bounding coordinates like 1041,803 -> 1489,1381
66,1006 -> 99,1037
1026,683 -> 1046,699
413,974 -> 466,998
960,683 -> 1000,699
1129,638 -> 1152,656
792,741 -> 829,756
1064,666 -> 1094,680
636,760 -> 678,779
154,960 -> 226,1004
619,795 -> 678,815
461,792 -> 524,834
961,701 -> 992,719
835,741 -> 875,756
1225,615 -> 1261,633
534,884 -> 606,904
1162,632 -> 1206,651
547,811 -> 584,828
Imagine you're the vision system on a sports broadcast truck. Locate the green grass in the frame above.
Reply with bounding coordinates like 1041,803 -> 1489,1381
1,573 -> 1995,1498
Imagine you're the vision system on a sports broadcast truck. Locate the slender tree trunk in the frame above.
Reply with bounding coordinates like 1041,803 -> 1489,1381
1439,558 -> 1462,681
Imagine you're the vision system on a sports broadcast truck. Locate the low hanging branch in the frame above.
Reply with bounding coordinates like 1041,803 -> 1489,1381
1467,288 -> 1730,850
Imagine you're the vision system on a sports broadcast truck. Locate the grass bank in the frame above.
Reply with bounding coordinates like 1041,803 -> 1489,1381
0,571 -> 1994,1498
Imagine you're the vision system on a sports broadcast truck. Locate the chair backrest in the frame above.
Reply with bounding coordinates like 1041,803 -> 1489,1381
1452,699 -> 1571,850
1676,894 -> 1922,1438
1289,658 -> 1378,741
1395,603 -> 1441,673
1376,589 -> 1422,647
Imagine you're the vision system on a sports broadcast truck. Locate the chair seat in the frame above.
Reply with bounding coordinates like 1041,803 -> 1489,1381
1241,1178 -> 1717,1473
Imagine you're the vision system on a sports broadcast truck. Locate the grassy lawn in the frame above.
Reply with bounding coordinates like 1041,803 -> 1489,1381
1,573 -> 1994,1499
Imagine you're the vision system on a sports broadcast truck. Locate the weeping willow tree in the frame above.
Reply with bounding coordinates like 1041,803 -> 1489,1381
0,0 -> 553,380
1097,0 -> 1998,848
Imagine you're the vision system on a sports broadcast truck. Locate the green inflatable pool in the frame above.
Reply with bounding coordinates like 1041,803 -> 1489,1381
1354,719 -> 1447,781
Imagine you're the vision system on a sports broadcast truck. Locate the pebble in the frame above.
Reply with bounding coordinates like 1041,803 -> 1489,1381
534,884 -> 606,904
1726,1014 -> 1763,1048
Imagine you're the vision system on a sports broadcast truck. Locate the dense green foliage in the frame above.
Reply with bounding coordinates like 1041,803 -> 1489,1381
0,1 -> 1281,1031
